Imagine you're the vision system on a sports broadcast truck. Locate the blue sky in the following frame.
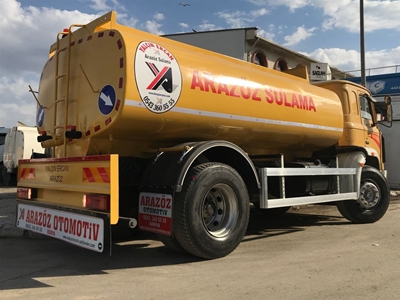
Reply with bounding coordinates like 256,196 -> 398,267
1,0 -> 400,127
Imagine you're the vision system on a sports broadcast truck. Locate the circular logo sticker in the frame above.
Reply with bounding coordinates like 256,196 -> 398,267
134,42 -> 182,113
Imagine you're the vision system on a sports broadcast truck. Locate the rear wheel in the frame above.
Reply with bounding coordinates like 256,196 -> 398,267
157,234 -> 186,254
336,166 -> 390,223
173,162 -> 250,259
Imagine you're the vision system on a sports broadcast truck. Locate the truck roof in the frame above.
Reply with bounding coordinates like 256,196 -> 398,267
0,127 -> 10,135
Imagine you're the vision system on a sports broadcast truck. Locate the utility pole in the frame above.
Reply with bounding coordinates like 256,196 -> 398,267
360,0 -> 366,86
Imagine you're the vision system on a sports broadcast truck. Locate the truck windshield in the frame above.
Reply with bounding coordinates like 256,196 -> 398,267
359,95 -> 372,120
0,134 -> 6,145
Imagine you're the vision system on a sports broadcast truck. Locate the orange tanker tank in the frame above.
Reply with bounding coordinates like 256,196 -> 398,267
37,11 -> 343,158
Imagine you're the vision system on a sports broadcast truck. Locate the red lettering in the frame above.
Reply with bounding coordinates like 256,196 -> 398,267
265,88 -> 274,103
42,213 -> 46,227
166,198 -> 172,209
277,91 -> 285,105
217,83 -> 229,95
241,85 -> 251,99
82,221 -> 89,238
88,223 -> 92,239
252,88 -> 261,101
284,93 -> 291,107
54,216 -> 58,230
309,97 -> 316,111
77,220 -> 82,237
34,211 -> 39,225
191,71 -> 204,91
46,214 -> 51,228
156,197 -> 160,207
161,197 -> 166,208
58,216 -> 64,231
139,42 -> 155,53
37,212 -> 42,226
150,197 -> 155,207
229,85 -> 240,98
64,218 -> 69,233
299,95 -> 308,110
292,94 -> 299,108
92,223 -> 100,241
140,196 -> 145,206
145,196 -> 150,206
69,218 -> 76,235
203,73 -> 216,93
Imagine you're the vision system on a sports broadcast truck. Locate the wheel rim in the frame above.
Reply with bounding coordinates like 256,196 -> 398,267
357,181 -> 380,209
201,183 -> 239,239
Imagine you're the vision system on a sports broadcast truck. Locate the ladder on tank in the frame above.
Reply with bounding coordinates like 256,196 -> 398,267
53,25 -> 85,157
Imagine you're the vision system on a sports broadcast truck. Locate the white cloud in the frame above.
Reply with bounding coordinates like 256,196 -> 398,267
179,22 -> 189,29
251,8 -> 269,17
117,13 -> 139,28
217,11 -> 250,28
247,0 -> 400,33
257,29 -> 275,41
89,0 -> 110,11
153,13 -> 164,21
303,46 -> 400,74
198,23 -> 222,31
0,0 -> 98,127
145,20 -> 164,35
246,0 -> 310,12
283,26 -> 316,46
0,74 -> 39,126
320,0 -> 400,33
217,8 -> 269,28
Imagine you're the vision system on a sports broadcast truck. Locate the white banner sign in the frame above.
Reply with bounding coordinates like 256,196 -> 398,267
310,62 -> 331,81
17,203 -> 105,252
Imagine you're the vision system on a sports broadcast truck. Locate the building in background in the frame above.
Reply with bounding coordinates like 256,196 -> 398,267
163,27 -> 351,81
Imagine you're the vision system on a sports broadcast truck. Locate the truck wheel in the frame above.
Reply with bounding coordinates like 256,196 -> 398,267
157,234 -> 187,254
336,166 -> 390,224
173,162 -> 250,259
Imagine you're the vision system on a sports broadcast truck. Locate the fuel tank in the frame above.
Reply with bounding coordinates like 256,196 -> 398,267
37,12 -> 344,158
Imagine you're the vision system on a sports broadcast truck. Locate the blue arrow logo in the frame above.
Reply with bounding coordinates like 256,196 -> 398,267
37,106 -> 44,127
98,85 -> 116,115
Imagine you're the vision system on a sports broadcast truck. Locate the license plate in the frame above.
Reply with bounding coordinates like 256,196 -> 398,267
16,203 -> 105,253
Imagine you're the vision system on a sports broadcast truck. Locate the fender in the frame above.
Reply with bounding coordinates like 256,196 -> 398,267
140,140 -> 260,194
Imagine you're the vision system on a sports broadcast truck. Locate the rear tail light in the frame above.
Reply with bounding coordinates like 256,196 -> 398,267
17,187 -> 37,200
82,194 -> 110,211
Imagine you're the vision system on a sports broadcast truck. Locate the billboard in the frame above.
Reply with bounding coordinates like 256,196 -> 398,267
345,73 -> 400,96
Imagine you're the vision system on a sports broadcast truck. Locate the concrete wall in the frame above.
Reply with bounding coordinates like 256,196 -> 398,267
164,29 -> 247,61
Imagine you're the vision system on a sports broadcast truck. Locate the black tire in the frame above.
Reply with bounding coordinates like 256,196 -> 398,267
157,234 -> 187,254
173,162 -> 250,259
336,166 -> 390,224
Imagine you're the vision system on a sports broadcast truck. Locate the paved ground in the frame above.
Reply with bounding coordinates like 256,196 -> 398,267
0,188 -> 399,300
1,187 -> 399,238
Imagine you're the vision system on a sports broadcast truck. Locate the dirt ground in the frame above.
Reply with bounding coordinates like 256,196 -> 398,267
0,189 -> 399,300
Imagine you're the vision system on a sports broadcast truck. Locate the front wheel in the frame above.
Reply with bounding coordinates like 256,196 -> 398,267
336,166 -> 390,223
173,162 -> 250,259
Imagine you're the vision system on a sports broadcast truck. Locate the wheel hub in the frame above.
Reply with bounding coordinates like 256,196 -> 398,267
358,182 -> 380,209
201,184 -> 238,238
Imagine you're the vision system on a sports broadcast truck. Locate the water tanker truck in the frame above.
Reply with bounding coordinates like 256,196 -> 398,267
17,12 -> 392,258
